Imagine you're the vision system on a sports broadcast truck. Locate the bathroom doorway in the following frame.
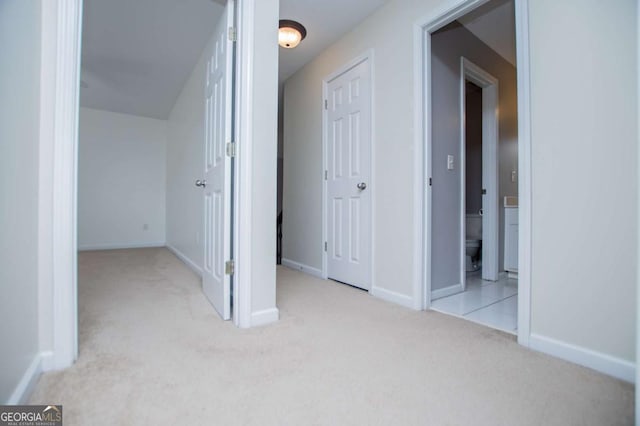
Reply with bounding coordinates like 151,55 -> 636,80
463,80 -> 484,276
459,57 -> 499,288
426,0 -> 520,334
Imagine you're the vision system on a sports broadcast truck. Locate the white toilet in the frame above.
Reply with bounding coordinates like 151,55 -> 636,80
465,214 -> 482,272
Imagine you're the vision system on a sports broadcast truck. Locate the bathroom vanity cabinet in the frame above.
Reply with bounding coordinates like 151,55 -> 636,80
504,197 -> 518,278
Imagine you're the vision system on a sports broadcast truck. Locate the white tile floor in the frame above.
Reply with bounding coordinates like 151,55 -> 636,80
430,272 -> 518,334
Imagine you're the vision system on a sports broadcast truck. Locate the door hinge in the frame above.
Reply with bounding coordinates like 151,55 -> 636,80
324,241 -> 327,252
324,99 -> 328,110
228,27 -> 237,42
481,188 -> 487,195
226,142 -> 236,157
429,177 -> 432,186
324,170 -> 328,180
225,260 -> 235,275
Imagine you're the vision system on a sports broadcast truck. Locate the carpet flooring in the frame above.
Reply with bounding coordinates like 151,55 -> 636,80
30,248 -> 634,425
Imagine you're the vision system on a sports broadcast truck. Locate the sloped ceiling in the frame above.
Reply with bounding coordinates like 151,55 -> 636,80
80,0 -> 224,119
458,0 -> 516,66
278,0 -> 387,82
80,0 -> 389,119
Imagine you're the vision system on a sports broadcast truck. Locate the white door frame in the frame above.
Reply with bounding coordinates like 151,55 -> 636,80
42,0 -> 82,371
321,50 -> 374,283
414,0 -> 532,346
46,0 -> 257,367
459,57 -> 499,288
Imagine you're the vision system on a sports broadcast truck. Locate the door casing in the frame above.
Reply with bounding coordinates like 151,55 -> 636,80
459,57 -> 499,289
45,0 -> 260,372
414,0 -> 532,346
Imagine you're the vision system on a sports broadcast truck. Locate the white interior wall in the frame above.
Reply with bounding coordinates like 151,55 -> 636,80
283,0 -> 491,305
430,22 -> 517,292
242,0 -> 279,325
165,34 -> 211,273
528,0 -> 637,368
77,107 -> 167,250
0,0 -> 42,403
637,0 -> 640,413
283,0 -> 637,377
37,0 -> 58,373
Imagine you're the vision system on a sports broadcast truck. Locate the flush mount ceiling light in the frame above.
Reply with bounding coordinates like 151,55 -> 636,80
279,20 -> 307,49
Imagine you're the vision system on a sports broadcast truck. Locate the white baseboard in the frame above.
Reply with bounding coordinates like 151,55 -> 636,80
7,353 -> 42,404
281,258 -> 323,279
40,351 -> 54,372
78,242 -> 165,251
530,333 -> 635,383
251,308 -> 280,327
166,244 -> 203,277
431,283 -> 463,300
370,286 -> 415,309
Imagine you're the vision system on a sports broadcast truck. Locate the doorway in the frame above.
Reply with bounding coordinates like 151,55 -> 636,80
77,0 -> 235,322
419,0 -> 526,336
460,57 -> 499,286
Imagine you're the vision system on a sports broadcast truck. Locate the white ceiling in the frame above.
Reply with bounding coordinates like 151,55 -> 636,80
79,0 -> 513,120
80,0 -> 388,119
458,0 -> 516,66
80,0 -> 224,119
278,0 -> 388,82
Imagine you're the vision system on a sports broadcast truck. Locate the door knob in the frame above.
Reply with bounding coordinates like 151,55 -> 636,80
195,179 -> 207,188
357,182 -> 367,190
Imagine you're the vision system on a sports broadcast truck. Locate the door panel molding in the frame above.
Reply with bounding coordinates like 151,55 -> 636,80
322,50 -> 374,290
202,1 -> 233,320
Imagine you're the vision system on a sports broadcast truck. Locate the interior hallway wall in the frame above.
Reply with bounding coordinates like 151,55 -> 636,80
282,0 -> 637,377
431,22 -> 518,292
78,107 -> 167,250
245,0 -> 280,323
0,0 -> 42,403
165,35 -> 212,272
282,0 -> 516,299
528,0 -> 637,368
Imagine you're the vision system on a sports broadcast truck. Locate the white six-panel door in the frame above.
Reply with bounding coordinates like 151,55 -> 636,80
325,58 -> 372,290
202,2 -> 233,320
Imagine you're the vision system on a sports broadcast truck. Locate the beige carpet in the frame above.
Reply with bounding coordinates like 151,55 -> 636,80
30,248 -> 633,425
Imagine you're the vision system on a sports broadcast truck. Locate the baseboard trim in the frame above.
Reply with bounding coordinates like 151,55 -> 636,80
530,333 -> 635,383
40,351 -> 54,372
281,258 -> 323,279
431,283 -> 463,300
251,308 -> 280,327
166,244 -> 203,277
7,353 -> 42,404
78,242 -> 165,251
370,286 -> 415,309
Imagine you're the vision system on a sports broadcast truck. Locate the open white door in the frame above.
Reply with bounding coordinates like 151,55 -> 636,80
201,1 -> 234,320
460,58 -> 499,284
325,57 -> 372,290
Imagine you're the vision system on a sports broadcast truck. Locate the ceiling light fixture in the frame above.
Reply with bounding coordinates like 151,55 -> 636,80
279,20 -> 307,49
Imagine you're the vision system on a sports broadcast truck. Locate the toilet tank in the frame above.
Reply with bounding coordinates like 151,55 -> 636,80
466,214 -> 482,239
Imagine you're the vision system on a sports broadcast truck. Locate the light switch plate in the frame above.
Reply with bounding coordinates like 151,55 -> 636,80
447,155 -> 454,170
